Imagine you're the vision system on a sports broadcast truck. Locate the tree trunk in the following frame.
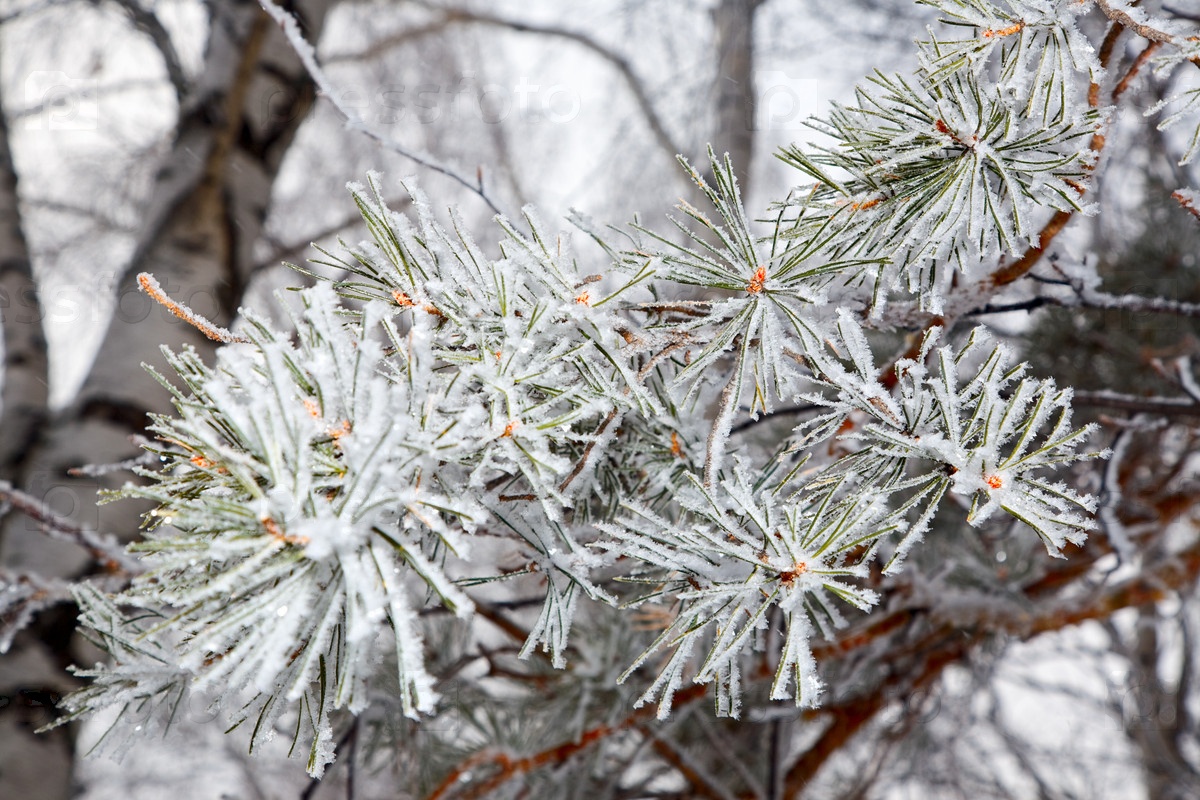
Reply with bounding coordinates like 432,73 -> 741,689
1124,604 -> 1200,800
3,0 -> 333,568
0,107 -> 49,480
0,90 -> 63,800
711,0 -> 757,189
0,2 -> 334,797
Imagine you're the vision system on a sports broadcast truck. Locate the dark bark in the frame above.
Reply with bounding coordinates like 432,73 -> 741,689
711,0 -> 757,188
0,89 -> 62,800
0,3 -> 335,798
0,102 -> 49,481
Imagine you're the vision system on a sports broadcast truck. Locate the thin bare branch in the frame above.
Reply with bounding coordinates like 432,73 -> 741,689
968,288 -> 1200,319
0,569 -> 73,653
408,2 -> 685,161
639,723 -> 737,800
1114,41 -> 1162,101
0,481 -> 138,573
258,0 -> 503,216
1072,390 -> 1200,417
111,0 -> 188,102
1097,0 -> 1180,45
322,18 -> 452,64
0,0 -> 67,25
8,77 -> 165,121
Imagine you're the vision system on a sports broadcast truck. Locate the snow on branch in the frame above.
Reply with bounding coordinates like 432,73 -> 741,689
45,0 -> 1147,779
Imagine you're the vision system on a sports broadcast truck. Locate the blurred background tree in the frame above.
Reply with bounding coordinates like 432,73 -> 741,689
2,2 -> 1200,799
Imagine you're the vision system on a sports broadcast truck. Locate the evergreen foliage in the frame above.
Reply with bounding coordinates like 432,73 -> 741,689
41,0 -> 1200,786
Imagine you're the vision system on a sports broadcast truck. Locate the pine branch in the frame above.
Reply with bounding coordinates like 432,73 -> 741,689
987,16 -> 1139,288
50,2 -> 1155,783
783,530 -> 1200,792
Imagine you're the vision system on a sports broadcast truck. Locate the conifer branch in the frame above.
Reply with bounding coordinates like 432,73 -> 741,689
987,14 -> 1129,289
49,1 -> 1160,784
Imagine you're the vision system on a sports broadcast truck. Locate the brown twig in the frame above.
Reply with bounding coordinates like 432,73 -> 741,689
1173,189 -> 1200,221
1096,0 -> 1179,45
987,210 -> 1076,288
474,601 -> 534,645
781,532 -> 1200,794
1114,41 -> 1162,101
639,724 -> 732,800
1071,390 -> 1200,417
138,272 -> 248,344
1089,18 -> 1130,108
558,408 -> 621,493
422,683 -> 708,800
988,18 -> 1130,289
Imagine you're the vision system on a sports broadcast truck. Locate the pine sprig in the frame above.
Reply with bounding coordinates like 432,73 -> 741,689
597,464 -> 886,717
631,147 -> 881,408
779,68 -> 1097,311
49,0 -> 1126,770
916,0 -> 1100,122
798,316 -> 1106,569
